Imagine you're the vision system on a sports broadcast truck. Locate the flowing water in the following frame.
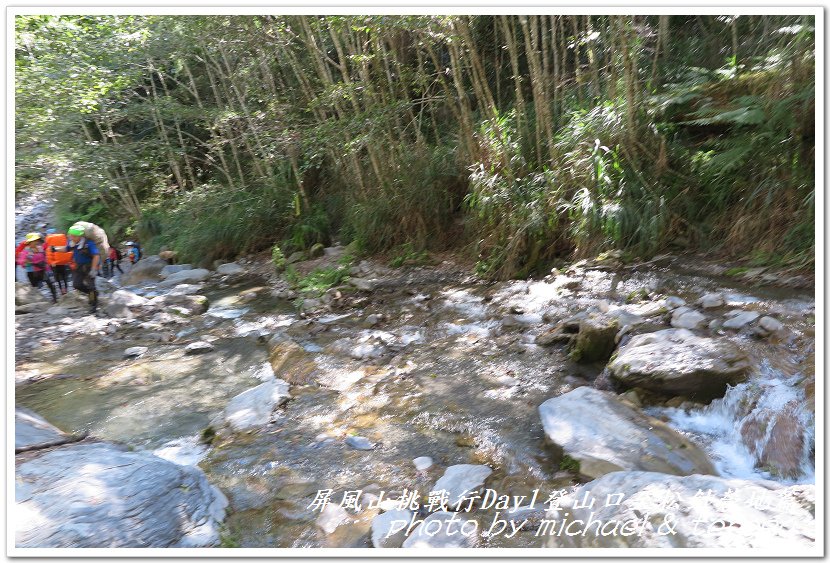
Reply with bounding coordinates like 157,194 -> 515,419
15,259 -> 815,547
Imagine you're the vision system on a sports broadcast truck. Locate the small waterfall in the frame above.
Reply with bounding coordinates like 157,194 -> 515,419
651,361 -> 814,483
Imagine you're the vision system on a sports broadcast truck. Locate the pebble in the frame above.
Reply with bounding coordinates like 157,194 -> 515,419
345,436 -> 375,450
413,456 -> 434,471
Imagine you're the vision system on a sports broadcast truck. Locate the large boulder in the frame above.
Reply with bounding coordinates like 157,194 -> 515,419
216,262 -> 245,276
268,337 -> 318,385
538,387 -> 716,479
159,264 -> 193,278
224,378 -> 291,432
122,256 -> 168,284
15,441 -> 228,547
546,471 -> 815,549
15,282 -> 48,307
15,408 -> 69,451
568,315 -> 618,363
607,329 -> 750,403
158,268 -> 211,288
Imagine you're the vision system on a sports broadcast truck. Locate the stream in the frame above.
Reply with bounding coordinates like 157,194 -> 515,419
14,248 -> 815,548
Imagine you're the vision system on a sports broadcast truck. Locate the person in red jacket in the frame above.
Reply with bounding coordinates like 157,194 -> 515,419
17,233 -> 57,303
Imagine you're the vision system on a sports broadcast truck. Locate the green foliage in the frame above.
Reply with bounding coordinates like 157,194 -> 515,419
559,454 -> 581,473
271,245 -> 286,272
289,265 -> 350,297
389,242 -> 429,268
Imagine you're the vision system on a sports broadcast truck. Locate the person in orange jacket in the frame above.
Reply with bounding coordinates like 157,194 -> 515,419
44,228 -> 74,295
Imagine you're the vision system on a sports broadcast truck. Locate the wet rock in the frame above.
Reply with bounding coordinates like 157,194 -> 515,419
722,310 -> 760,330
538,387 -> 716,479
349,341 -> 387,360
156,294 -> 210,316
740,401 -> 808,480
159,268 -> 211,288
402,511 -> 479,548
568,315 -> 618,363
366,314 -> 384,327
15,441 -> 227,547
608,329 -> 750,403
698,293 -> 725,308
349,277 -> 378,292
224,378 -> 291,432
123,346 -> 148,358
316,504 -> 350,535
547,471 -> 815,548
15,408 -> 68,451
371,509 -> 413,548
184,341 -> 214,355
122,256 -> 168,284
431,464 -> 492,508
268,337 -> 318,385
159,264 -> 192,278
413,456 -> 434,471
216,262 -> 245,276
345,436 -> 375,450
671,307 -> 706,329
759,316 -> 784,333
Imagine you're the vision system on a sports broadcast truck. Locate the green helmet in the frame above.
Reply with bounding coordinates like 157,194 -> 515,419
68,224 -> 85,236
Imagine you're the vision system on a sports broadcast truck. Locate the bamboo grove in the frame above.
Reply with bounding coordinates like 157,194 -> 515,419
15,15 -> 815,276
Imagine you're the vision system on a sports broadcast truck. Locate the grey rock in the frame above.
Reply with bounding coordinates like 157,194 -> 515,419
547,471 -> 815,548
316,504 -> 350,534
15,303 -> 44,314
167,284 -> 204,296
224,378 -> 291,432
15,282 -> 49,306
123,346 -> 148,358
608,328 -> 750,402
663,296 -> 686,309
722,310 -> 761,330
122,256 -> 168,284
159,264 -> 193,278
349,277 -> 377,292
15,408 -> 67,451
158,268 -> 211,288
538,387 -> 716,479
216,262 -> 245,276
759,316 -> 784,333
15,441 -> 227,547
569,315 -> 618,363
413,456 -> 434,471
110,289 -> 149,307
184,341 -> 215,355
286,251 -> 306,264
698,293 -> 725,309
671,307 -> 706,329
157,294 -> 210,315
431,464 -> 492,509
402,511 -> 479,548
371,509 -> 413,548
345,436 -> 375,450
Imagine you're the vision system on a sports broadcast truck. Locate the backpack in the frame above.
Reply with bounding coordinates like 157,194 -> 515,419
73,221 -> 110,258
114,247 -> 123,260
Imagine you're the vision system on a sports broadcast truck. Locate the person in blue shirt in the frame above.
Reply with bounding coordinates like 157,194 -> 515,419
51,224 -> 100,313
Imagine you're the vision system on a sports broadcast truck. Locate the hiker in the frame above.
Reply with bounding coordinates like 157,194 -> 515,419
44,228 -> 74,295
106,244 -> 124,278
50,224 -> 100,313
126,241 -> 141,265
17,232 -> 57,303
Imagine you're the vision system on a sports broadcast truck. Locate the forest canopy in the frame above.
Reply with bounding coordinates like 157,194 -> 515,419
15,15 -> 815,276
